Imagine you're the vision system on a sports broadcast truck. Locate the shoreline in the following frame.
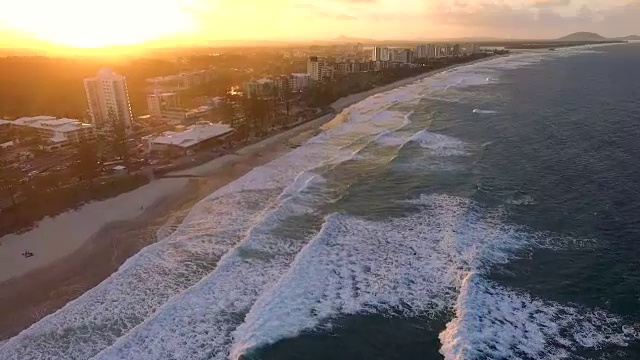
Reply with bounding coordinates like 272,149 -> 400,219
0,54 -> 504,341
331,56 -> 503,113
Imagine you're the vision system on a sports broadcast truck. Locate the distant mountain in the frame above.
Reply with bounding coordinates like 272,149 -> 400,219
557,32 -> 607,41
615,35 -> 640,40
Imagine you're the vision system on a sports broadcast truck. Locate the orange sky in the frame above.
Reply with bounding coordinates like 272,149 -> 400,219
0,0 -> 638,53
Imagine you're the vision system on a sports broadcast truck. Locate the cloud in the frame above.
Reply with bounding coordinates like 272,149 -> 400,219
405,0 -> 640,38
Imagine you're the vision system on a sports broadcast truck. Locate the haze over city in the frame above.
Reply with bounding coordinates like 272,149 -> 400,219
1,0 -> 640,53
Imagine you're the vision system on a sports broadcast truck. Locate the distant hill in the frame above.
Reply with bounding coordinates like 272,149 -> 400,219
557,32 -> 607,41
615,35 -> 640,40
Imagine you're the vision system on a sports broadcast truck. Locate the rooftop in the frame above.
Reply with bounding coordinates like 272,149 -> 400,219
13,116 -> 93,133
151,123 -> 234,148
85,68 -> 125,81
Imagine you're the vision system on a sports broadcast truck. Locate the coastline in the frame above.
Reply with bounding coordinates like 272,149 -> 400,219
0,54 -> 505,341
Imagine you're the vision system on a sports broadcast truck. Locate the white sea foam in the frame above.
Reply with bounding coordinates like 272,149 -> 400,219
229,194 -> 552,358
94,173 -> 326,360
373,127 -> 467,157
440,273 -> 640,360
472,108 -> 499,115
506,195 -> 536,206
93,100 -> 427,360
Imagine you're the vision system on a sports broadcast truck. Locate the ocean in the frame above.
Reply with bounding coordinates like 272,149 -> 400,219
2,43 -> 640,360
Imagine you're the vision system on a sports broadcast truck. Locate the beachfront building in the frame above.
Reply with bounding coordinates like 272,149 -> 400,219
12,116 -> 95,151
145,122 -> 234,157
307,56 -> 334,82
84,68 -> 133,132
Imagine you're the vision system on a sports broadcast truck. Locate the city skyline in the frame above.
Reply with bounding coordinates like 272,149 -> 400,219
1,0 -> 640,53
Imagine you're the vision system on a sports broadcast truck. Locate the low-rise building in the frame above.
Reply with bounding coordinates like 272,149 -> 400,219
147,92 -> 182,118
12,116 -> 95,151
288,73 -> 311,92
145,122 -> 234,157
156,106 -> 214,126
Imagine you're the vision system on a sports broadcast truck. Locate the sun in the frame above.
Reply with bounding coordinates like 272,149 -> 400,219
0,0 -> 197,48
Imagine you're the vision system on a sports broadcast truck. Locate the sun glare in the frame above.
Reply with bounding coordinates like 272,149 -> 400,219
0,0 -> 196,49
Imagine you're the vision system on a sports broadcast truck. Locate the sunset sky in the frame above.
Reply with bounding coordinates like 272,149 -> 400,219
1,0 -> 639,50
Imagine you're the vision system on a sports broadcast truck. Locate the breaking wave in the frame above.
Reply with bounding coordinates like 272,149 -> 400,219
440,273 -> 640,360
229,194 -> 562,358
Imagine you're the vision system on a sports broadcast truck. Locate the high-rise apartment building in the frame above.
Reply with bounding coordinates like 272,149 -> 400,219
84,68 -> 133,130
372,47 -> 391,61
307,56 -> 334,82
415,45 -> 428,59
396,49 -> 414,64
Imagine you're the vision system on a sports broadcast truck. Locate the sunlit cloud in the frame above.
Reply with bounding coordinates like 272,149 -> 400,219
0,0 -> 638,49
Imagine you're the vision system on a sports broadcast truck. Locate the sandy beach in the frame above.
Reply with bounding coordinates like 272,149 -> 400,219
0,55 -> 502,341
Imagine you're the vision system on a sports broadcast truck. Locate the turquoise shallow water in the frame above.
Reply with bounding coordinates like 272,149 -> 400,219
2,44 -> 640,360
